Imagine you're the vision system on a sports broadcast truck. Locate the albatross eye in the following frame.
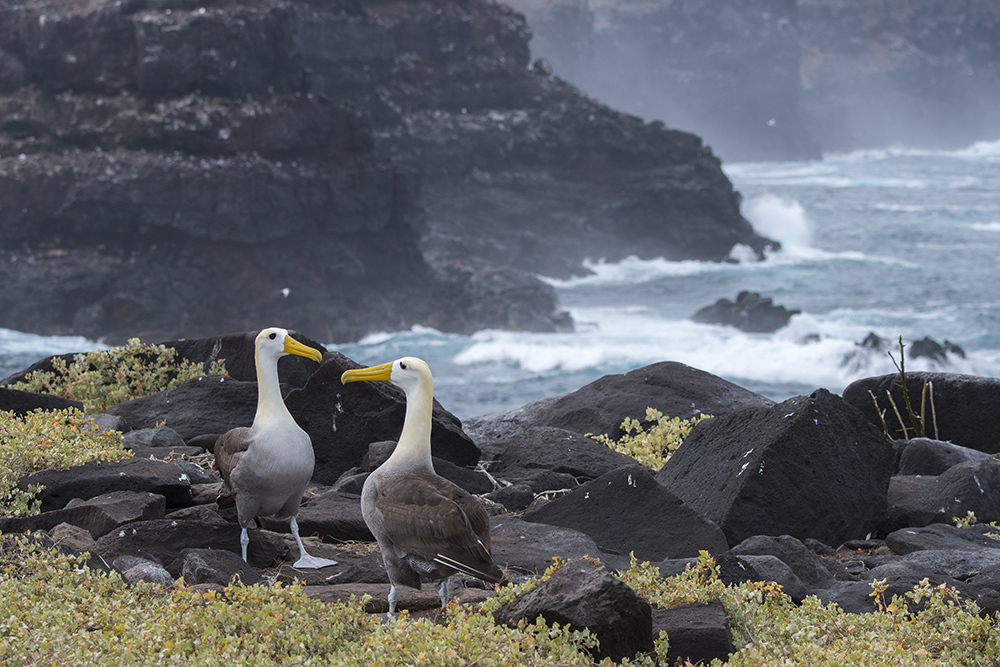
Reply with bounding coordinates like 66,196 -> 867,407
399,361 -> 407,370
269,333 -> 277,340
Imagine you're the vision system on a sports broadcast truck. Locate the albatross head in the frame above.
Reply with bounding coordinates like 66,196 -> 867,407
340,356 -> 432,396
255,327 -> 324,364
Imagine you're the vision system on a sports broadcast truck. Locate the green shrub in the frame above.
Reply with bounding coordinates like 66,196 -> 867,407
588,408 -> 713,470
0,408 -> 129,516
0,540 -> 610,667
12,338 -> 227,413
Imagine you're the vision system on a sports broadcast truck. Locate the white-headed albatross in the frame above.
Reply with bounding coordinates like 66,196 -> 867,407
340,357 -> 504,613
214,327 -> 336,570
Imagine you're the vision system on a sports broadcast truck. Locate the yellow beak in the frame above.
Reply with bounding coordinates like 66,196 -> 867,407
341,361 -> 393,384
283,336 -> 324,363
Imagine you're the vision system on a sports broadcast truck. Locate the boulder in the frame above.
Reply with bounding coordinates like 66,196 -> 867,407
715,553 -> 809,603
652,600 -> 734,666
93,518 -> 286,569
167,548 -> 266,586
728,534 -> 836,591
485,426 -> 639,483
258,489 -> 373,543
0,491 -> 165,539
843,372 -> 1000,453
523,465 -> 730,565
108,376 -> 257,441
0,386 -> 83,414
465,361 -> 774,445
885,523 -> 1000,555
493,559 -> 654,662
19,458 -> 194,512
896,438 -> 995,476
885,460 -> 1000,531
691,291 -> 801,333
488,515 -> 605,579
657,389 -> 893,547
483,484 -> 535,512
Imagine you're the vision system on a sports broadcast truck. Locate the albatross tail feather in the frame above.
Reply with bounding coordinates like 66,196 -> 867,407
433,553 -> 505,584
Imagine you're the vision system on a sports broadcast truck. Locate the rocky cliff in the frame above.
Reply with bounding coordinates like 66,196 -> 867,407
509,0 -> 1000,160
0,0 -> 770,344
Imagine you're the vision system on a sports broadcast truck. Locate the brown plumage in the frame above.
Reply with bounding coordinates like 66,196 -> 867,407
341,357 -> 503,613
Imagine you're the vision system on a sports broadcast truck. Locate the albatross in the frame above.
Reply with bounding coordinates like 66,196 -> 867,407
341,357 -> 504,613
214,327 -> 337,569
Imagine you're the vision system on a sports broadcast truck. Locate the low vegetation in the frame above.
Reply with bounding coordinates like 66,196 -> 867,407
588,408 -> 713,470
869,336 -> 938,441
2,542 -> 998,666
11,338 -> 226,414
0,408 -> 129,517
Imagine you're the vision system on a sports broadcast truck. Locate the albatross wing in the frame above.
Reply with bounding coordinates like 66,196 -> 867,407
214,426 -> 251,509
375,473 -> 503,583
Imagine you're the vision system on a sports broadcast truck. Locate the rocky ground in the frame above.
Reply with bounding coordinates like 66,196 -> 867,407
0,0 -> 771,344
3,330 -> 1000,663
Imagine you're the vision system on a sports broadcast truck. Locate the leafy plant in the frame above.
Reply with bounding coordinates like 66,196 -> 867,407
869,336 -> 938,441
588,408 -> 713,470
0,408 -> 129,516
12,338 -> 227,413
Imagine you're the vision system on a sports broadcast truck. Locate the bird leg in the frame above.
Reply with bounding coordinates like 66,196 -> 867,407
438,577 -> 451,609
388,584 -> 399,615
290,516 -> 338,569
240,527 -> 250,562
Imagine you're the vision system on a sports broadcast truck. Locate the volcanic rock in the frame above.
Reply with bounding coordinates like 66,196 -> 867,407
691,291 -> 801,333
656,389 -> 892,547
523,465 -> 730,567
844,372 -> 1000,454
493,558 -> 654,662
464,361 -> 774,445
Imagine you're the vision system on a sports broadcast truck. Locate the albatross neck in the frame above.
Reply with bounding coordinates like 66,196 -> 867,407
253,351 -> 293,427
386,377 -> 435,472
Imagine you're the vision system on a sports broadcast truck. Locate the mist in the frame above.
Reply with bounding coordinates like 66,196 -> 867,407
505,0 -> 1000,162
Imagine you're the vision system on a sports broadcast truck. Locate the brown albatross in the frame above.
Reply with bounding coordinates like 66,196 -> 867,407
214,327 -> 336,569
341,357 -> 504,613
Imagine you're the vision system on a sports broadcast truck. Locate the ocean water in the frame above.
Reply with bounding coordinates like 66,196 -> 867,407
3,141 -> 999,421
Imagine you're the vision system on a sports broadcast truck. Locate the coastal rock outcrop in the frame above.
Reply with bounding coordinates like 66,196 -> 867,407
0,0 -> 770,344
691,291 -> 801,333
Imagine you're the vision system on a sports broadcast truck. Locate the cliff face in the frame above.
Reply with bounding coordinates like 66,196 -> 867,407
798,0 -> 1000,151
509,0 -> 1000,160
0,0 -> 769,343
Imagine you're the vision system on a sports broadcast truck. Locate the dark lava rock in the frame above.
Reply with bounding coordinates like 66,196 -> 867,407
494,558 -> 654,662
0,386 -> 83,414
728,534 -> 836,591
167,548 -> 266,586
94,518 -> 286,570
20,458 -> 194,513
886,523 -> 1000,556
896,438 -> 995,476
523,465 -> 730,564
465,361 -> 774,445
652,600 -> 734,666
843,372 -> 1000,453
691,291 -> 801,333
485,426 -> 638,483
885,460 -> 1000,531
715,553 -> 809,603
258,489 -> 373,543
657,389 -> 892,547
0,490 -> 165,539
489,515 -> 604,579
